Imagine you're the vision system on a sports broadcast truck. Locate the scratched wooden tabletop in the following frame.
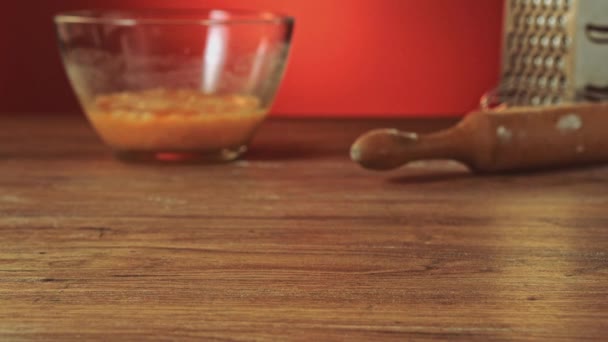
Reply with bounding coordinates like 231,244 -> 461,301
1,114 -> 607,341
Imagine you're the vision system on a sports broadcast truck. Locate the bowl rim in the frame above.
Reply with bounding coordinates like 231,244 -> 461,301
54,8 -> 295,26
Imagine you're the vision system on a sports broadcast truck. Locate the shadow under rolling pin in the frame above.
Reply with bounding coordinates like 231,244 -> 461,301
351,103 -> 608,173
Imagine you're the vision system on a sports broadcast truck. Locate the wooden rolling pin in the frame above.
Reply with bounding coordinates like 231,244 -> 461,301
351,102 -> 608,172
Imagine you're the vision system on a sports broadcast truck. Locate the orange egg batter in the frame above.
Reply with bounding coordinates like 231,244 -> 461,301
85,89 -> 267,151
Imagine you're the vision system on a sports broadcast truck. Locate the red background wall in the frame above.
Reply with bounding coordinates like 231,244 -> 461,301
0,0 -> 504,117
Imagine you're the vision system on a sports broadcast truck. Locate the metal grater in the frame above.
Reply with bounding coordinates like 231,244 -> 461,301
501,0 -> 608,106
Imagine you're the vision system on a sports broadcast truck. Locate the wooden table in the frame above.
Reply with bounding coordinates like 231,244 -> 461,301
1,115 -> 607,341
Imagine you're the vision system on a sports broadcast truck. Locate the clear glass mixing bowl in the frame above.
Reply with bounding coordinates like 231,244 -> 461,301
55,9 -> 294,162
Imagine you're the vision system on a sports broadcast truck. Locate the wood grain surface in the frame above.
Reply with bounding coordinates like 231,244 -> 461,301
1,115 -> 607,341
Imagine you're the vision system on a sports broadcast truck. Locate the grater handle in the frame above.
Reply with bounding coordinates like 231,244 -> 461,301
585,24 -> 608,44
584,85 -> 608,101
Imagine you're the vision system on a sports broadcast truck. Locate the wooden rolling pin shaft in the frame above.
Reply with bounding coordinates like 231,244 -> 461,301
351,103 -> 608,172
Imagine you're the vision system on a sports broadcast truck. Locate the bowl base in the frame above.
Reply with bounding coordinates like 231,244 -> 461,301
113,146 -> 247,164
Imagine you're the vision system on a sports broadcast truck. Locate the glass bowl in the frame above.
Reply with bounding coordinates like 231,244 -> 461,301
55,9 -> 294,162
